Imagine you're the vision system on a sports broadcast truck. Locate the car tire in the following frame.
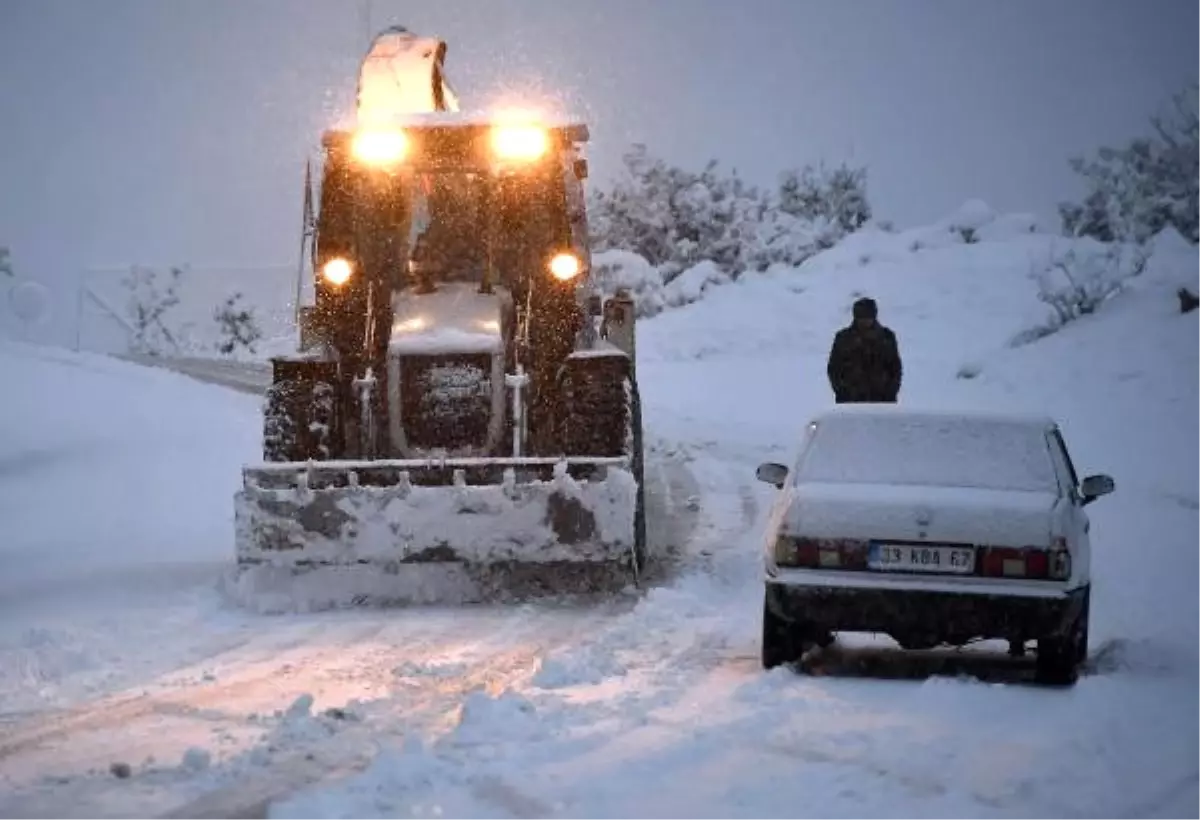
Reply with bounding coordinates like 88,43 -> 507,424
1036,588 -> 1090,686
1074,587 -> 1091,666
761,595 -> 800,669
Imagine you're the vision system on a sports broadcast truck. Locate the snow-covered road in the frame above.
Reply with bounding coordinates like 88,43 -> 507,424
0,602 -> 633,818
1,215 -> 1196,818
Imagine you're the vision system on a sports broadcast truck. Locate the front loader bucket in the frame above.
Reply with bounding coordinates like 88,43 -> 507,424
228,456 -> 640,611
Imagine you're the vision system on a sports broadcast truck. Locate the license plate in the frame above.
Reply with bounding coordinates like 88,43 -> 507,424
868,543 -> 975,574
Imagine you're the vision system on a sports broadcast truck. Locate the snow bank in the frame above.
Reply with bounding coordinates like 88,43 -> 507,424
0,342 -> 260,588
594,200 -> 1170,327
0,341 -> 262,712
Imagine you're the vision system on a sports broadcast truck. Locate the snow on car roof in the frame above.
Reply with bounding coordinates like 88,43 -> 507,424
797,406 -> 1061,493
809,404 -> 1058,431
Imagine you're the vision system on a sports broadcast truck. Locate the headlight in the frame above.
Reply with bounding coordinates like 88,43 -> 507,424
548,252 -> 581,281
351,129 -> 408,166
491,125 -> 548,161
322,257 -> 353,286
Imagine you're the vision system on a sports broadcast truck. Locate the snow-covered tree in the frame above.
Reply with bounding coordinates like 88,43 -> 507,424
1059,83 -> 1198,243
777,161 -> 872,240
1032,241 -> 1148,327
588,145 -> 873,280
588,144 -> 681,268
213,291 -> 264,356
0,246 -> 12,278
122,265 -> 183,355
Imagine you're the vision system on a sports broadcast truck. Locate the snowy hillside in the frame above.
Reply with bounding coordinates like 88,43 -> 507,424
0,206 -> 1196,818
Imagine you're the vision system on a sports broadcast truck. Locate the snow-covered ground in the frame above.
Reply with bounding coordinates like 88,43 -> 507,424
1,208 -> 1196,818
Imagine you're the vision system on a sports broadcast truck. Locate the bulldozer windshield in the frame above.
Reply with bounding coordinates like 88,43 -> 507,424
403,167 -> 569,293
407,172 -> 487,284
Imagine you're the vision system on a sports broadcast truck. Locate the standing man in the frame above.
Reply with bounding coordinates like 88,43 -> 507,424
826,297 -> 903,403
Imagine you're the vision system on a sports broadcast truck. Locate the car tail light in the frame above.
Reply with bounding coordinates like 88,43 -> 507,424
774,536 -> 868,569
1048,537 -> 1072,580
978,541 -> 1070,580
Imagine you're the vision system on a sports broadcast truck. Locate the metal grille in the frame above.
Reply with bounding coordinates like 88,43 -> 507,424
399,353 -> 493,451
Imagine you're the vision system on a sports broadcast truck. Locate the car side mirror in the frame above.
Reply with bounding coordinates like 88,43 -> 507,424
756,462 -> 788,489
1079,473 -> 1115,505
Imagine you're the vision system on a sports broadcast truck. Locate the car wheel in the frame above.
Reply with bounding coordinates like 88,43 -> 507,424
1074,587 -> 1091,666
762,595 -> 800,669
1036,591 -> 1089,686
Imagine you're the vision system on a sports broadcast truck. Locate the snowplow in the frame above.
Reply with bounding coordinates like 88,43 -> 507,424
231,27 -> 646,607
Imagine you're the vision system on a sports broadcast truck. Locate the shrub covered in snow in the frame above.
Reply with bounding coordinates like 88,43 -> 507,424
1012,240 -> 1151,345
777,162 -> 872,238
588,143 -> 872,282
213,292 -> 264,356
118,265 -> 282,359
0,246 -> 12,279
1059,83 -> 1198,244
586,144 -> 874,316
122,265 -> 184,356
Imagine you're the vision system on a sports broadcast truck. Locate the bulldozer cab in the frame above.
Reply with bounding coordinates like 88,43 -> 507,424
316,120 -> 589,293
389,128 -> 585,300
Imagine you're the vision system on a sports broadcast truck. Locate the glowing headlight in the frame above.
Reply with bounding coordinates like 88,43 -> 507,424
322,257 -> 353,286
491,125 -> 548,161
351,129 -> 408,166
548,252 -> 581,282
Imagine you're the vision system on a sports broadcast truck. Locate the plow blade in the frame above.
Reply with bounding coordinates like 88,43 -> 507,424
229,456 -> 640,611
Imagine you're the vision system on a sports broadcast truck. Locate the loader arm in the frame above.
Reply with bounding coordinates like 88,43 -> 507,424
356,25 -> 460,122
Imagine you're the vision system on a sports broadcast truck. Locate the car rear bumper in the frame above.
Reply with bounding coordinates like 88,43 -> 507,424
765,576 -> 1088,645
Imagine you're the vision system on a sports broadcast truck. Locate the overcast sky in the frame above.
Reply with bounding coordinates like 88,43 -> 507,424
0,0 -> 1195,334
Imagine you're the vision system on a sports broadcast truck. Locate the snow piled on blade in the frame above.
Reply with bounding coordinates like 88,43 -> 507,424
228,463 -> 640,611
235,466 -> 638,565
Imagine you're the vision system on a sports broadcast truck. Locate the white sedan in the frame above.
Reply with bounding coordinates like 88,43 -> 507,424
756,406 -> 1115,685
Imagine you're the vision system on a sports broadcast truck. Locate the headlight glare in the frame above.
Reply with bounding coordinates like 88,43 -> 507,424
351,129 -> 408,166
322,257 -> 353,286
491,125 -> 549,161
548,252 -> 581,281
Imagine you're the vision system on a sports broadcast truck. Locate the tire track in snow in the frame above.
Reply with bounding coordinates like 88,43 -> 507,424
0,621 -> 390,763
0,609 -> 615,819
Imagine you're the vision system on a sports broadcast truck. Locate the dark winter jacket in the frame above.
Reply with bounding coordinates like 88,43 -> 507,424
826,322 -> 903,403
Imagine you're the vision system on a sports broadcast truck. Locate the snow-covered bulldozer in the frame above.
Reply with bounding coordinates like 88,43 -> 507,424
231,28 -> 646,607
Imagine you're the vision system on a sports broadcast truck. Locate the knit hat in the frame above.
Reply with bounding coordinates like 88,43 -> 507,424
852,297 -> 878,320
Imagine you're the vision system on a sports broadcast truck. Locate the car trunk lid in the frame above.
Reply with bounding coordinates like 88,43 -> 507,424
784,482 -> 1056,549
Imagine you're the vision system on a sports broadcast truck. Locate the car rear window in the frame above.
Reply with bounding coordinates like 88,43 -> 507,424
797,413 -> 1059,492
